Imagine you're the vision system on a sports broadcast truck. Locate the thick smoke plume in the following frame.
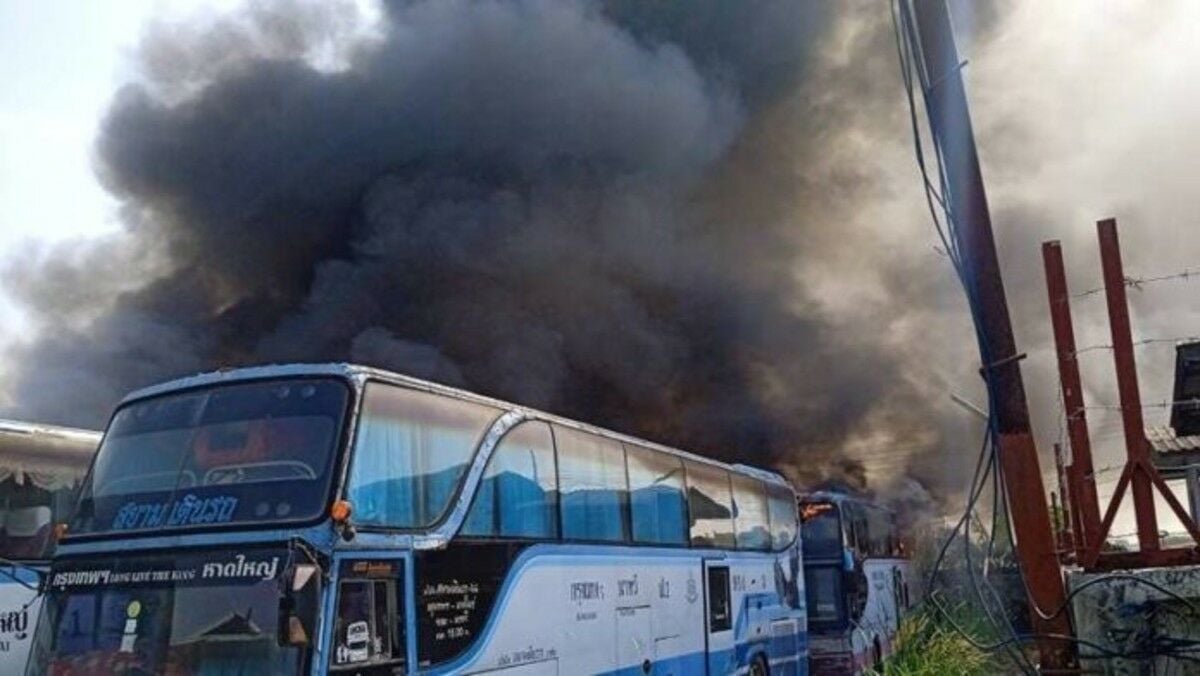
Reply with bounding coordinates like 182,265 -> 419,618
2,0 -> 982,502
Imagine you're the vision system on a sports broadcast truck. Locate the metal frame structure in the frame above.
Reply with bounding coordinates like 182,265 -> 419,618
1043,219 -> 1200,571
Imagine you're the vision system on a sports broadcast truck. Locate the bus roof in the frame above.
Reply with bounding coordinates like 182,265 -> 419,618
119,362 -> 791,487
0,418 -> 100,477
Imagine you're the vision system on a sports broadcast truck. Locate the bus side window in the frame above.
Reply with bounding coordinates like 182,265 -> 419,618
867,508 -> 891,558
731,474 -> 770,550
626,444 -> 687,546
347,384 -> 500,529
841,502 -> 866,557
685,462 -> 734,548
460,421 -> 558,539
766,485 -> 796,550
556,427 -> 629,543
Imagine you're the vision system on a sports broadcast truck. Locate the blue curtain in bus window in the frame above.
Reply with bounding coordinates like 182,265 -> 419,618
555,426 -> 628,542
460,477 -> 495,535
461,421 -> 558,538
347,384 -> 499,528
625,444 -> 686,545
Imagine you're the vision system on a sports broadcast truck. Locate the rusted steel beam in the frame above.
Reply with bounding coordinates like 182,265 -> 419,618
1098,218 -> 1160,552
1092,545 -> 1200,572
1043,241 -> 1102,556
908,1 -> 1073,666
1085,465 -> 1133,568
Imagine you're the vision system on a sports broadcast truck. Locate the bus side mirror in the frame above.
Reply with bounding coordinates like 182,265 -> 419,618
279,563 -> 321,647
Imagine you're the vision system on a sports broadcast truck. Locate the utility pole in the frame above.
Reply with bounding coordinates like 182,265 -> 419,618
907,0 -> 1075,668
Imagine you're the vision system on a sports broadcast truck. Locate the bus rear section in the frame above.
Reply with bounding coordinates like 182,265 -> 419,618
0,419 -> 98,673
800,495 -> 914,675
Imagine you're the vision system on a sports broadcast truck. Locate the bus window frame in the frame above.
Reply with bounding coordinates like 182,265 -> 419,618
458,420 -> 559,541
61,374 -> 357,544
329,575 -> 404,672
441,414 -> 795,555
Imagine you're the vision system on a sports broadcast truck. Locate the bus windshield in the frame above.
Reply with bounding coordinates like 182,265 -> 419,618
70,378 -> 349,536
800,501 -> 843,560
27,548 -> 302,675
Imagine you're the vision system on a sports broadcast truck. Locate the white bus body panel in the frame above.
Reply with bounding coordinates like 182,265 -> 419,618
0,572 -> 42,673
426,546 -> 806,676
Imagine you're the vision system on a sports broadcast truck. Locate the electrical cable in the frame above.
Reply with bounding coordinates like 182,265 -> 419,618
895,0 -> 1200,666
892,2 -> 1044,670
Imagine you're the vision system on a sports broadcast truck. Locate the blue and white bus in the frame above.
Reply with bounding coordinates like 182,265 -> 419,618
0,419 -> 98,673
799,492 -> 913,675
26,363 -> 806,675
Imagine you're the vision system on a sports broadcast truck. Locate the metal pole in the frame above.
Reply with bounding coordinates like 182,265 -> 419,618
908,1 -> 1074,667
1043,240 -> 1102,557
1050,491 -> 1062,551
1053,443 -> 1074,557
1098,218 -> 1160,552
1189,466 -> 1200,523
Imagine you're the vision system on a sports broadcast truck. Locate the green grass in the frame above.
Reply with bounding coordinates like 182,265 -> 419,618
868,602 -> 1014,675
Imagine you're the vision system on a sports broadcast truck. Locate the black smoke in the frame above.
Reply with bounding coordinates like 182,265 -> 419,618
1,0 -> 962,495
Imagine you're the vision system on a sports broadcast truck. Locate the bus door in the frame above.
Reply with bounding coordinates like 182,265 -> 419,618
326,555 -> 409,675
702,559 -> 734,675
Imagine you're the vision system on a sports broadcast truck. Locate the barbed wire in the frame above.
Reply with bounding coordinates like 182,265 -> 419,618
1091,463 -> 1125,476
1072,334 -> 1200,357
1084,399 -> 1198,412
1073,268 -> 1200,299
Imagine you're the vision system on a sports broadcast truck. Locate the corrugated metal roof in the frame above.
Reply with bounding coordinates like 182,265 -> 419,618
1147,425 -> 1200,455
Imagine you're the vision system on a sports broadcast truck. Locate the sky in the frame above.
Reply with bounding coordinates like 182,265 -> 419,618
2,0 -> 1200,541
0,1 -> 242,334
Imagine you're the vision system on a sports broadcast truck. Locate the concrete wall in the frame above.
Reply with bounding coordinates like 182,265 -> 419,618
1068,566 -> 1200,674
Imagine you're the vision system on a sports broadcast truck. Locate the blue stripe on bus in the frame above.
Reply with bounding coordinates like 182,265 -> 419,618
598,642 -> 808,676
601,650 -> 708,676
425,542 -> 806,675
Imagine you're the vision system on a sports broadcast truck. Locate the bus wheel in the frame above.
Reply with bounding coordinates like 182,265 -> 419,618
749,654 -> 769,676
